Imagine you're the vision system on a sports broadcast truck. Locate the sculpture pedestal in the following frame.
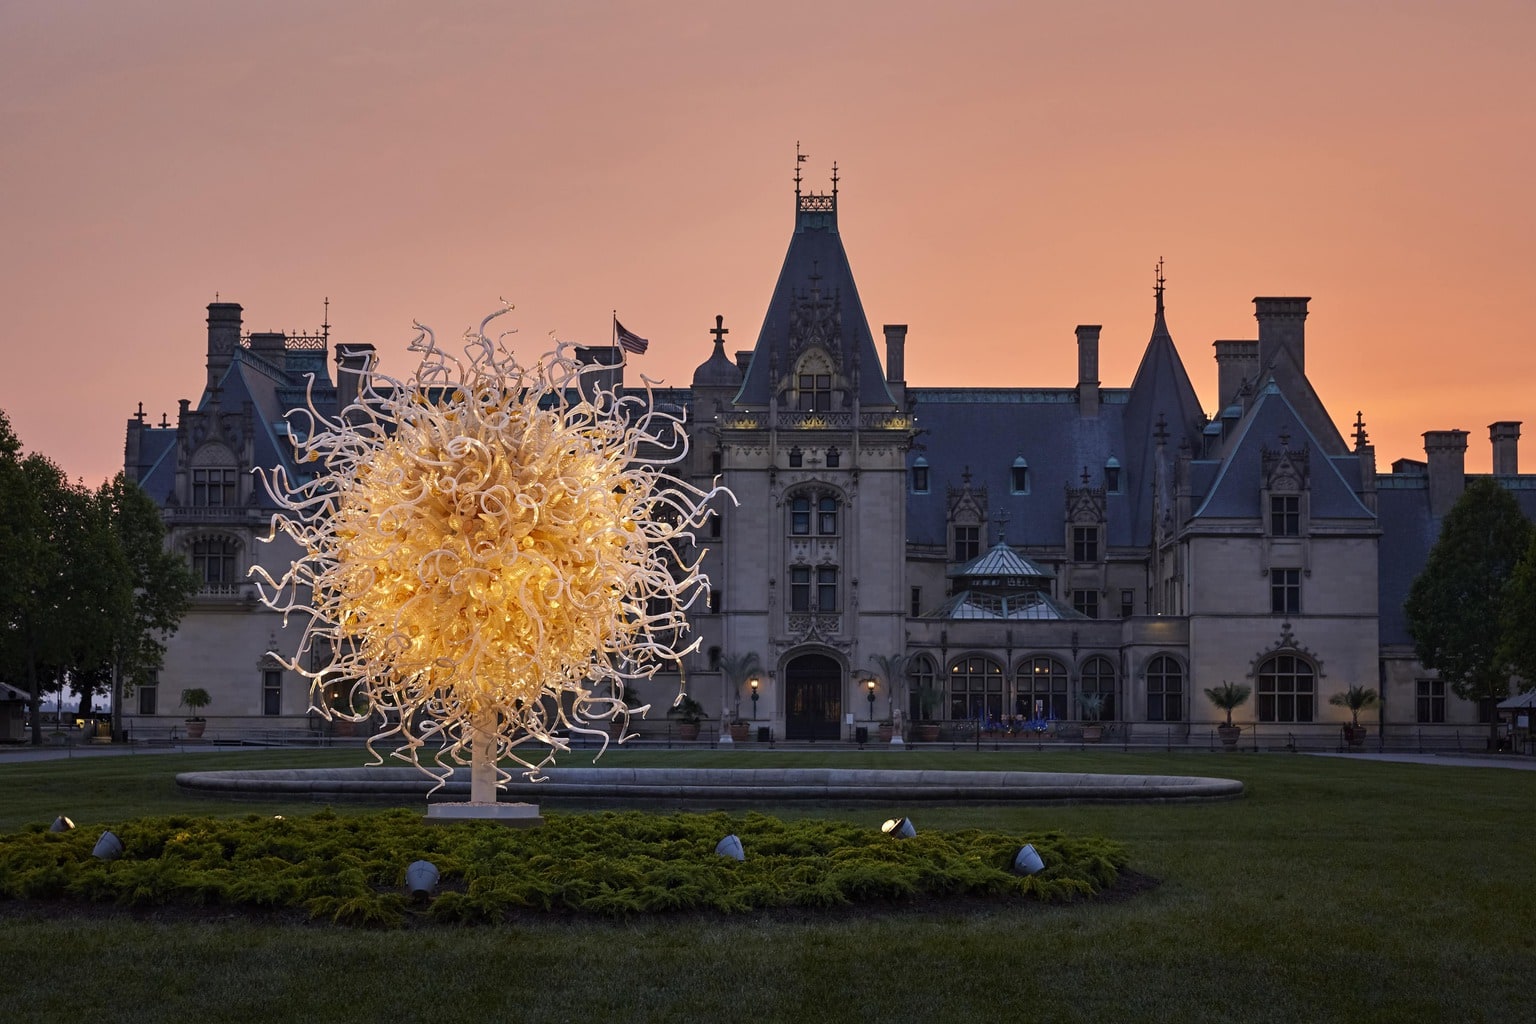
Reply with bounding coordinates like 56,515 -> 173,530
425,801 -> 544,828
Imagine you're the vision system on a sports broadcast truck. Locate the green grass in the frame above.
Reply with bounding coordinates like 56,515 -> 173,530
1,748 -> 1532,1023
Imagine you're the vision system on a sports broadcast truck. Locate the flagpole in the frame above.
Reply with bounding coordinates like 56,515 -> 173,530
612,309 -> 621,365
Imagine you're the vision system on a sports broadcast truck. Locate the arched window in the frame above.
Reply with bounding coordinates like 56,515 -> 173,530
1018,656 -> 1069,720
1080,656 -> 1116,721
1145,655 -> 1183,722
907,655 -> 936,722
949,655 -> 1005,722
1104,457 -> 1121,493
191,537 -> 238,586
1257,654 -> 1315,722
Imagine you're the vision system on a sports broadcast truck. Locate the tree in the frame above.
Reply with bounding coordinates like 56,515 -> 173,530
1406,477 -> 1533,749
0,418 -> 83,743
1497,531 -> 1536,694
98,474 -> 199,740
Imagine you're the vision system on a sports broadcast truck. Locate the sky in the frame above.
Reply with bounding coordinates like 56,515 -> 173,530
2,0 -> 1533,486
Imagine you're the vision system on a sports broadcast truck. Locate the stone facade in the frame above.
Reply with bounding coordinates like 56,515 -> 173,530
122,177 -> 1534,747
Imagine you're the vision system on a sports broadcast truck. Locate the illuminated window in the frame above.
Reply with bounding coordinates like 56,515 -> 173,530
949,655 -> 1004,722
1019,657 -> 1069,719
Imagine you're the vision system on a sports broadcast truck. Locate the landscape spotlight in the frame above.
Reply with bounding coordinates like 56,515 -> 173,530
49,815 -> 74,833
405,860 -> 440,899
92,831 -> 124,861
715,834 -> 745,861
1012,844 -> 1045,875
881,817 -> 917,839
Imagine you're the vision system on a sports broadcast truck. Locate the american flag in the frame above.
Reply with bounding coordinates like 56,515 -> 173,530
614,318 -> 649,355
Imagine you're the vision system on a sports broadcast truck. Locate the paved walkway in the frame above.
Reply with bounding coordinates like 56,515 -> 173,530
1304,751 -> 1536,771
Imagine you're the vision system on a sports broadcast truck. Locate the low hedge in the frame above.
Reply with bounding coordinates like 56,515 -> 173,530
0,808 -> 1128,928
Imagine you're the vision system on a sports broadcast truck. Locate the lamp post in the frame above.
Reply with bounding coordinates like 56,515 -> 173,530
866,677 -> 877,720
749,677 -> 759,718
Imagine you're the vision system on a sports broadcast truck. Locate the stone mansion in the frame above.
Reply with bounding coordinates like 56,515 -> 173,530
121,173 -> 1534,746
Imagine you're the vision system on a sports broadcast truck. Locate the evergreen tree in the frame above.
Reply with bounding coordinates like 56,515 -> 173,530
1406,477 -> 1533,748
1497,531 -> 1536,693
99,473 -> 199,739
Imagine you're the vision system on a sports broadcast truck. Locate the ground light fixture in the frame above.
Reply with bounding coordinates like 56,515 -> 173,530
881,817 -> 917,839
1012,844 -> 1045,875
715,834 -> 745,860
405,860 -> 440,898
92,831 -> 123,861
49,816 -> 74,832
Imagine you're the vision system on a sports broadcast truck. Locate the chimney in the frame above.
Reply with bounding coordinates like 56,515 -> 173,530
248,331 -> 286,367
734,350 -> 753,375
883,324 -> 907,406
334,343 -> 377,418
1423,429 -> 1469,519
1490,421 -> 1521,476
206,302 -> 243,391
1213,340 -> 1259,409
1075,325 -> 1101,416
1254,297 -> 1310,376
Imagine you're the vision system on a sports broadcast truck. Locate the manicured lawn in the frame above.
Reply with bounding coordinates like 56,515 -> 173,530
1,747 -> 1531,1023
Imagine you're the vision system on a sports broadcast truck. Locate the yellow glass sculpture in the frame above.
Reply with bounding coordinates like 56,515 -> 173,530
254,307 -> 725,797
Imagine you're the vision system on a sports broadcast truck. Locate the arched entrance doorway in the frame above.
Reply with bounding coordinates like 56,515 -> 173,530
785,653 -> 842,741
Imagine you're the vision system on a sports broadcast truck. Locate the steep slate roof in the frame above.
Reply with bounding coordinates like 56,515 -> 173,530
137,343 -> 339,509
734,186 -> 895,409
1191,381 -> 1373,521
906,289 -> 1207,552
1121,288 -> 1210,544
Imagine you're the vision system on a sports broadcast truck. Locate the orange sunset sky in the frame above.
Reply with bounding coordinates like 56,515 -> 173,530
2,0 -> 1533,486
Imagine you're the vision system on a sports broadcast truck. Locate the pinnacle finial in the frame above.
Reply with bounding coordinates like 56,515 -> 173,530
795,141 -> 806,197
1154,257 -> 1166,317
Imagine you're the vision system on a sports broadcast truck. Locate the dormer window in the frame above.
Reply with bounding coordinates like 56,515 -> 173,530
1104,457 -> 1121,493
797,373 -> 832,412
192,468 -> 238,507
911,457 -> 930,494
1270,495 -> 1300,536
1010,457 -> 1029,494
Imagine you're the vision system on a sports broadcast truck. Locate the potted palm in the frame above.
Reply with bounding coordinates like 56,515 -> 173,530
1329,684 -> 1379,748
1077,691 -> 1107,742
668,694 -> 706,740
867,653 -> 911,743
1203,681 -> 1251,750
179,687 -> 211,739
